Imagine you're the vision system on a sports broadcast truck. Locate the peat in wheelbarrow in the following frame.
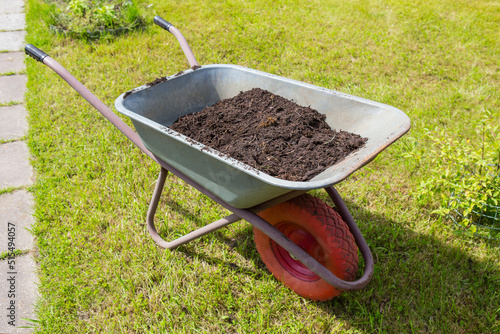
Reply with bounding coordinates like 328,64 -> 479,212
170,88 -> 367,181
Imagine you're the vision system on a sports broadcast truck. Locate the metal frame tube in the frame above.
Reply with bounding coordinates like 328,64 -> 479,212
168,26 -> 199,68
325,186 -> 375,289
29,42 -> 374,293
146,168 -> 240,249
148,159 -> 374,292
42,57 -> 157,161
153,16 -> 199,67
145,166 -> 307,249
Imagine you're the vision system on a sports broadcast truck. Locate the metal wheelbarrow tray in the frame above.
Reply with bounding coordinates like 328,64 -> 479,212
115,64 -> 409,209
25,16 -> 410,301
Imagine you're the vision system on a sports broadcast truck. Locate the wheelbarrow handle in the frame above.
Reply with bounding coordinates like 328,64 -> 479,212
24,44 -> 157,162
153,15 -> 199,68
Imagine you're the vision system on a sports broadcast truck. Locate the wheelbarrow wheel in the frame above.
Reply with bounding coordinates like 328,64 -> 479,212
254,193 -> 359,301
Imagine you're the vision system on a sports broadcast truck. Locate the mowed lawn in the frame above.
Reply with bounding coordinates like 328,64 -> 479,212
24,0 -> 499,332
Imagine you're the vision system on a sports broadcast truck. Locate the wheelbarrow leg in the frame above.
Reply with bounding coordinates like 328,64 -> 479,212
324,186 -> 374,284
146,167 -> 241,249
146,162 -> 373,292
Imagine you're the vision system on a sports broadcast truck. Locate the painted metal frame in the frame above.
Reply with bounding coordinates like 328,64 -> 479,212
24,16 -> 378,292
146,165 -> 374,291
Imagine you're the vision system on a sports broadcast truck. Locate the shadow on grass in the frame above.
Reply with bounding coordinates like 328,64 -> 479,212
165,193 -> 499,333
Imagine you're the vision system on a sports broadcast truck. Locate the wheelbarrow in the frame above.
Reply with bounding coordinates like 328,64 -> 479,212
25,16 -> 411,301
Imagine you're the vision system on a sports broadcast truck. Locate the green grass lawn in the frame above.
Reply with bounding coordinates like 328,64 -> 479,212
24,0 -> 499,332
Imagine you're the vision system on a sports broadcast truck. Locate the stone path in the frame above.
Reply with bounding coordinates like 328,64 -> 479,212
0,0 -> 38,333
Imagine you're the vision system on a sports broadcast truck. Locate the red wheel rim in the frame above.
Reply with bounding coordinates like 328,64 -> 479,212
271,221 -> 326,282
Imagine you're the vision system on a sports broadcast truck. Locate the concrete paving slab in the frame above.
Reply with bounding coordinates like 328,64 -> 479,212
0,52 -> 25,74
0,190 -> 34,252
0,75 -> 26,104
0,142 -> 33,189
0,31 -> 26,52
0,0 -> 25,14
0,13 -> 26,31
0,105 -> 28,140
0,254 -> 38,333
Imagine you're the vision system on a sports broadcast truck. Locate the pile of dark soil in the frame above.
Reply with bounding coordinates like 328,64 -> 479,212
170,88 -> 367,181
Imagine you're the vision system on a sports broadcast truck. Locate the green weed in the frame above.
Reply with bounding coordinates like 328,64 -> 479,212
405,112 -> 500,238
45,0 -> 144,40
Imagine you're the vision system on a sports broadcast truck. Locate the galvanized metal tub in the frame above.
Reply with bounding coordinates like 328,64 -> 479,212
115,64 -> 411,208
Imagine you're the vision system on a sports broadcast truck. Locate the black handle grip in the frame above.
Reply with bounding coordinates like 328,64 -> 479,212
25,44 -> 49,63
154,16 -> 174,32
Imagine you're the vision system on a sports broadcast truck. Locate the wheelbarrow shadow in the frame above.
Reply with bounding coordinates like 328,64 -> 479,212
157,197 -> 269,278
163,193 -> 500,333
309,196 -> 500,332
